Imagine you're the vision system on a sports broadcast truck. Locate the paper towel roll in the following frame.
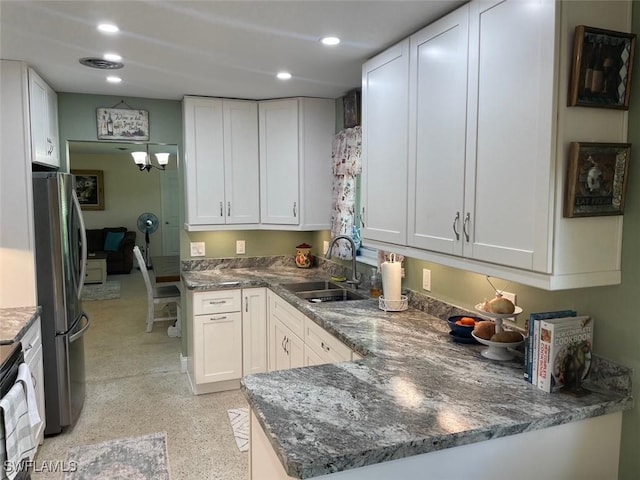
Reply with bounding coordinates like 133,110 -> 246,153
381,255 -> 401,301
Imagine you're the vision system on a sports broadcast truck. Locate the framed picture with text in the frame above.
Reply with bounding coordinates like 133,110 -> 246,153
564,142 -> 631,217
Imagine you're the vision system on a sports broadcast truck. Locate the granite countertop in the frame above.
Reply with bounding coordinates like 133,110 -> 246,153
0,306 -> 41,344
183,262 -> 633,479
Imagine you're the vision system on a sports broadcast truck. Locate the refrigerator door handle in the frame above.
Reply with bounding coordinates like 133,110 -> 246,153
72,189 -> 88,299
69,312 -> 91,344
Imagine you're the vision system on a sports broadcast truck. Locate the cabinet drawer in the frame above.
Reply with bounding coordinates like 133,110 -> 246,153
193,289 -> 241,315
269,293 -> 304,339
304,318 -> 351,364
20,316 -> 42,363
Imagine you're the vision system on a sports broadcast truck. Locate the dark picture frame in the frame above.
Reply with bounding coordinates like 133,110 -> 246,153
72,169 -> 105,211
564,142 -> 631,218
568,25 -> 636,109
343,89 -> 361,128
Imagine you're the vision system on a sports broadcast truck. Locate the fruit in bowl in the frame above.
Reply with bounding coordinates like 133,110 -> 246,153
447,315 -> 483,338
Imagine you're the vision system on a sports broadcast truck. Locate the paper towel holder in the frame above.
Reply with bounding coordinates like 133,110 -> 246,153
379,295 -> 408,312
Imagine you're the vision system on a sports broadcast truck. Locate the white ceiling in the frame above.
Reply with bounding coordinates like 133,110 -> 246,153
0,0 -> 464,101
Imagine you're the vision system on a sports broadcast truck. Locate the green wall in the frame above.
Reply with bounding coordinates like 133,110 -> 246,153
184,230 -> 318,258
57,93 -> 182,171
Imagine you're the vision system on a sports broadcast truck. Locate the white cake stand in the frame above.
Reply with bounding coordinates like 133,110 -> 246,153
473,304 -> 524,361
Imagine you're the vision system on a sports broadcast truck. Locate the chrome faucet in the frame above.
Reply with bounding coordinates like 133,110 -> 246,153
326,235 -> 362,288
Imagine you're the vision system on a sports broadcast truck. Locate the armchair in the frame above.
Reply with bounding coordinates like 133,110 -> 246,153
86,227 -> 136,274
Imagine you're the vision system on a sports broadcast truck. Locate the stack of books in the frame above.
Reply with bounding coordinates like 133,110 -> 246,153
524,311 -> 593,393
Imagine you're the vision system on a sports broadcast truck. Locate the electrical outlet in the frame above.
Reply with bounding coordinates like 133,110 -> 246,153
501,291 -> 517,323
422,268 -> 431,291
236,240 -> 246,255
323,240 -> 329,255
190,242 -> 205,257
501,291 -> 517,305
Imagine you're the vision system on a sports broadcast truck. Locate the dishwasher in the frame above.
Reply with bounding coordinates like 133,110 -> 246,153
0,342 -> 31,480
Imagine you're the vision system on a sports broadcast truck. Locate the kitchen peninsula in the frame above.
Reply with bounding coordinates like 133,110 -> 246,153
181,259 -> 633,479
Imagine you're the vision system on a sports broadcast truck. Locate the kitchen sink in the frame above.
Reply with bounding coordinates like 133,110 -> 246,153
281,281 -> 343,293
281,281 -> 367,302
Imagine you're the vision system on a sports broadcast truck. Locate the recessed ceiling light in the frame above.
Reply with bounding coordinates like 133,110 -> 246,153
320,36 -> 341,46
106,76 -> 122,84
103,53 -> 122,62
276,71 -> 292,80
98,23 -> 119,34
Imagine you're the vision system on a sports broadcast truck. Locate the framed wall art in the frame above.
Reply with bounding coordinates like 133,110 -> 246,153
564,142 -> 631,218
343,89 -> 361,128
72,169 -> 105,211
96,107 -> 149,140
568,25 -> 636,109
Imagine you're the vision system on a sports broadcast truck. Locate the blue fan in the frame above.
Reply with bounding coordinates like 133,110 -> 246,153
137,212 -> 159,268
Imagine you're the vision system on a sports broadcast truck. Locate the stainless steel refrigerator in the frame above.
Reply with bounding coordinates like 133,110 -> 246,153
32,172 -> 90,435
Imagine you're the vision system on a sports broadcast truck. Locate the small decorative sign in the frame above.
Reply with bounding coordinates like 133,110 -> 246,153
96,107 -> 149,140
564,142 -> 631,217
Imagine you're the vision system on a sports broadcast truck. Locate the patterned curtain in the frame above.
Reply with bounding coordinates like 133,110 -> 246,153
330,127 -> 362,259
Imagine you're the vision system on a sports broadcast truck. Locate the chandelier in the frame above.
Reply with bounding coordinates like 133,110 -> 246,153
131,145 -> 170,172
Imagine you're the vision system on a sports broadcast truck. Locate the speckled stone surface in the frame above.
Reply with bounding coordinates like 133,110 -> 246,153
185,264 -> 633,479
0,306 -> 40,344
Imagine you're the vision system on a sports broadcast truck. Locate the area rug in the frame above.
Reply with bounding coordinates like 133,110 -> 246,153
227,407 -> 249,453
65,432 -> 169,480
81,281 -> 120,301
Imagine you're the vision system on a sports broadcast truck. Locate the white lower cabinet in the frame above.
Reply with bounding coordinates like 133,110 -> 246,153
267,291 -> 355,371
267,291 -> 305,371
188,287 -> 268,394
243,288 -> 267,376
20,316 -> 45,445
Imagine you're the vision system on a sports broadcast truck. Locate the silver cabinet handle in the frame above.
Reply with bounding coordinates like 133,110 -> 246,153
220,202 -> 223,216
286,337 -> 290,355
208,300 -> 226,305
245,297 -> 248,312
361,207 -> 366,228
47,137 -> 54,155
227,202 -> 231,217
321,341 -> 330,352
210,315 -> 227,321
293,202 -> 297,217
463,213 -> 470,242
23,343 -> 34,352
452,212 -> 460,241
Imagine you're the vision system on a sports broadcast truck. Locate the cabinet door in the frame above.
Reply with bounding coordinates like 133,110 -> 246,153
304,344 -> 326,367
183,97 -> 225,225
224,100 -> 260,224
465,0 -> 555,271
259,99 -> 299,225
193,312 -> 242,384
361,40 -> 409,245
288,332 -> 304,369
270,318 -> 292,372
408,6 -> 469,255
242,288 -> 267,376
29,69 -> 59,168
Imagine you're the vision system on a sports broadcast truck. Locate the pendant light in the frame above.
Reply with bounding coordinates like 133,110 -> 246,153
131,144 -> 170,172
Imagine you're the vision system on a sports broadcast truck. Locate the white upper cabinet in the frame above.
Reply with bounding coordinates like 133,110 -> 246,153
259,98 -> 334,230
407,6 -> 469,255
183,97 -> 259,228
361,40 -> 410,245
29,68 -> 59,168
364,0 -> 630,290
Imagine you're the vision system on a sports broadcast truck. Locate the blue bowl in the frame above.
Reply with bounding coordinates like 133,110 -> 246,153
447,315 -> 484,338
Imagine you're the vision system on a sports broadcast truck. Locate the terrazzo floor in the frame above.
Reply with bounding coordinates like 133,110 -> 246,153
32,270 -> 248,479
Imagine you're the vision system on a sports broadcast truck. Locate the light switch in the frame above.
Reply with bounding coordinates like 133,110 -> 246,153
190,242 -> 205,257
